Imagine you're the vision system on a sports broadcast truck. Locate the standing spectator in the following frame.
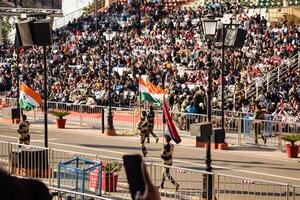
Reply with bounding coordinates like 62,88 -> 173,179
253,104 -> 267,145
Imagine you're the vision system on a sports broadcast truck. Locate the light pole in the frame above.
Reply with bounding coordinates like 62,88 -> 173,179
217,17 -> 242,140
201,13 -> 218,200
43,45 -> 48,147
104,28 -> 116,136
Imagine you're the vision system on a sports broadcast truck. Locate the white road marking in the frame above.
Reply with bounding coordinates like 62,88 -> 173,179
10,124 -> 296,163
0,134 -> 298,182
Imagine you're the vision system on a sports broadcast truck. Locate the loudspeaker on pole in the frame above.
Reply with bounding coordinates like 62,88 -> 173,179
15,19 -> 35,47
15,19 -> 52,47
31,20 -> 53,46
224,28 -> 247,48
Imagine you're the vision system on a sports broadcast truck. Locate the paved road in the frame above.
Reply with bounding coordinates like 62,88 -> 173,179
0,122 -> 299,187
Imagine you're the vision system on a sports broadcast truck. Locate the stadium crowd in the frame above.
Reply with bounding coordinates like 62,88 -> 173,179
0,1 -> 299,122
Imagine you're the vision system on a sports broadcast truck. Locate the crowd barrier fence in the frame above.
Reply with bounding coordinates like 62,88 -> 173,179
0,141 -> 299,200
0,98 -> 299,151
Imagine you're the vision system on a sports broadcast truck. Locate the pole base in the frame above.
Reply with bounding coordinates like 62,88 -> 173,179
218,142 -> 229,150
105,129 -> 116,136
196,142 -> 218,149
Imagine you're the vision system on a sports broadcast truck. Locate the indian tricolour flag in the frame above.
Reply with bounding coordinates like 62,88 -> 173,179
19,83 -> 42,111
139,78 -> 165,106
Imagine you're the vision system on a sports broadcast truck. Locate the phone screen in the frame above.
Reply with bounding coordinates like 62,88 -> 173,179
123,154 -> 145,199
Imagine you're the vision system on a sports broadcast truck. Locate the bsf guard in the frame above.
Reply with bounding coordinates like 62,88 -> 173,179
137,111 -> 149,157
17,115 -> 30,145
146,105 -> 159,143
253,104 -> 267,145
160,135 -> 179,191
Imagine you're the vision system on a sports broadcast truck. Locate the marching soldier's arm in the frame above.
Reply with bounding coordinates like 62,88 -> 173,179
17,123 -> 25,133
141,120 -> 148,128
161,144 -> 170,156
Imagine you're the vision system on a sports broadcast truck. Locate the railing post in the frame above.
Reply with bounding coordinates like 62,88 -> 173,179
298,52 -> 300,68
217,174 -> 220,200
238,118 -> 242,145
286,184 -> 289,200
132,108 -> 135,134
101,107 -> 105,134
278,123 -> 283,151
233,92 -> 236,106
293,185 -> 295,200
277,65 -> 280,82
79,104 -> 83,127
49,149 -> 54,186
267,73 -> 270,92
34,107 -> 37,121
212,173 -> 215,200
255,81 -> 259,99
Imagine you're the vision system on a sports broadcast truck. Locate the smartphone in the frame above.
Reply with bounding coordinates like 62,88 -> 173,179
123,154 -> 145,199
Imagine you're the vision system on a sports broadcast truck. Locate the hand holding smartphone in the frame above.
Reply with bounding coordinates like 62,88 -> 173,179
123,154 -> 145,199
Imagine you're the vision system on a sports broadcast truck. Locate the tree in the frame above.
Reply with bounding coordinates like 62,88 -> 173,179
1,16 -> 13,45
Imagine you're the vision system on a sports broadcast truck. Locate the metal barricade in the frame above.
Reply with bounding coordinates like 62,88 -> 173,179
291,185 -> 300,200
215,173 -> 290,200
7,142 -> 50,180
149,163 -> 212,200
0,141 -> 299,199
49,186 -> 114,200
96,155 -> 131,199
49,149 -> 98,188
0,141 -> 10,172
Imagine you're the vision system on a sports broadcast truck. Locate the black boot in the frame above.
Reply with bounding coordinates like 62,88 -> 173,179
155,137 -> 159,143
160,182 -> 164,189
262,135 -> 267,144
142,147 -> 147,157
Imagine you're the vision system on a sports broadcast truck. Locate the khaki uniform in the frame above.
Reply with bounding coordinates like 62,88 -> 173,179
137,117 -> 148,156
161,143 -> 179,190
146,110 -> 158,142
18,121 -> 30,145
253,109 -> 266,144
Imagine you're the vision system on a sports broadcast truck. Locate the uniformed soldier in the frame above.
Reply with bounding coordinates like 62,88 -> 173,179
253,104 -> 267,145
17,115 -> 30,145
146,105 -> 159,143
137,111 -> 149,157
160,135 -> 179,191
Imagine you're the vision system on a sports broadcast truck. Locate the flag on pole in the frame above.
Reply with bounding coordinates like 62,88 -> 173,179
162,100 -> 181,144
19,83 -> 42,111
139,78 -> 165,106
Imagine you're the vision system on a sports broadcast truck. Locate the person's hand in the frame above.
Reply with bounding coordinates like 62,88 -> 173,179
135,161 -> 160,200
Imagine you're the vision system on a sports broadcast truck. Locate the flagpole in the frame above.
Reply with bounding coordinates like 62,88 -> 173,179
137,77 -> 142,135
138,77 -> 141,115
43,45 -> 48,148
15,35 -> 23,122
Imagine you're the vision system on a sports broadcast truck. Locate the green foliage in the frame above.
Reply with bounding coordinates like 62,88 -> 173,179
50,110 -> 70,119
1,16 -> 13,45
105,161 -> 121,175
281,134 -> 300,146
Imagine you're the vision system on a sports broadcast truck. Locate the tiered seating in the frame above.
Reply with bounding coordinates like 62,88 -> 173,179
163,0 -> 192,8
205,0 -> 299,8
